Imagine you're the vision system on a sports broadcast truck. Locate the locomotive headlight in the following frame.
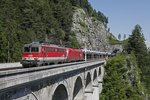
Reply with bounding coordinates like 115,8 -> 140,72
34,58 -> 38,60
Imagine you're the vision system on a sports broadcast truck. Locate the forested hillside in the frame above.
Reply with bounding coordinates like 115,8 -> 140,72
100,54 -> 145,100
0,0 -> 108,62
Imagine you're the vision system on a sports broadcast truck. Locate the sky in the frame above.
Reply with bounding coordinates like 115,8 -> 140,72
88,0 -> 150,47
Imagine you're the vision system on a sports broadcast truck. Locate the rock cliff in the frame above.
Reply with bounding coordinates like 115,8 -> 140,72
71,8 -> 110,51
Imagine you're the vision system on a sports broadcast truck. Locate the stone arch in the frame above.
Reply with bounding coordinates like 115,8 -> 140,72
73,76 -> 83,100
52,84 -> 68,100
93,70 -> 97,84
98,67 -> 101,76
85,72 -> 92,90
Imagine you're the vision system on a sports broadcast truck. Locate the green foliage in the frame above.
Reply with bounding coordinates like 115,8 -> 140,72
108,33 -> 117,40
127,25 -> 147,58
108,33 -> 128,46
96,11 -> 108,26
100,54 -> 145,100
109,39 -> 122,45
0,32 -> 8,62
108,33 -> 122,44
79,21 -> 87,28
91,17 -> 96,22
69,37 -> 81,48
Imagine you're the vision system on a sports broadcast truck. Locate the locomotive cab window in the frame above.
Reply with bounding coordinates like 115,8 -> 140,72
31,47 -> 39,52
24,47 -> 30,52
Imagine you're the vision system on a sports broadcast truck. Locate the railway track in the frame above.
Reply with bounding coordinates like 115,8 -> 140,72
0,60 -> 104,78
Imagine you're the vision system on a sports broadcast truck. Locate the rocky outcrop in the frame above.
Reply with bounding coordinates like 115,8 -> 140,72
71,9 -> 109,51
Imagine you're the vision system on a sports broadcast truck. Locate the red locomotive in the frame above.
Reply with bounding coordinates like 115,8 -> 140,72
21,42 -> 84,67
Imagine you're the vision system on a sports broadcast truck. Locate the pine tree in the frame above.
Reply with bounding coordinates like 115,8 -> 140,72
124,34 -> 126,40
118,34 -> 121,40
127,24 -> 147,67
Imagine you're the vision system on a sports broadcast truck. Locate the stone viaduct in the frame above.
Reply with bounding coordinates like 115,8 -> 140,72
0,60 -> 105,100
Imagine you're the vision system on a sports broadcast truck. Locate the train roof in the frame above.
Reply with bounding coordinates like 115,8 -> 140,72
24,42 -> 40,47
24,42 -> 64,48
82,49 -> 107,55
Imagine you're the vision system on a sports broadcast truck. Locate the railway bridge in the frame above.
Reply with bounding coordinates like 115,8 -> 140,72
0,60 -> 105,100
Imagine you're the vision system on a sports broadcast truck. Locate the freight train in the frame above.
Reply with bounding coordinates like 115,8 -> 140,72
21,42 -> 112,67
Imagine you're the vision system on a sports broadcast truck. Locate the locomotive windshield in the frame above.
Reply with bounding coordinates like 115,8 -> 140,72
31,47 -> 39,52
24,47 -> 39,52
24,47 -> 30,52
